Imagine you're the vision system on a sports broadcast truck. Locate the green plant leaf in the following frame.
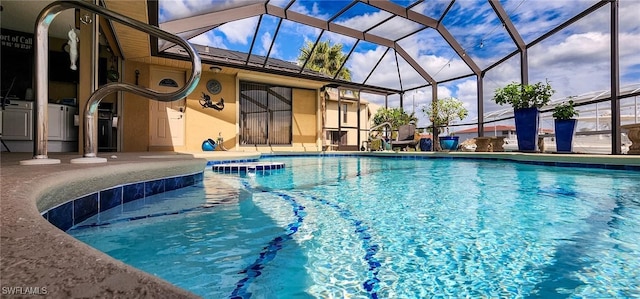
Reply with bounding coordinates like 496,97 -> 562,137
492,80 -> 555,109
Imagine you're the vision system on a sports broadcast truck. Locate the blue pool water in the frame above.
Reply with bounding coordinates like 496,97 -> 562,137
69,157 -> 640,298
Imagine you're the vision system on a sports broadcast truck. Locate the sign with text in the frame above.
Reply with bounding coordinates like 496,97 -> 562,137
0,29 -> 34,52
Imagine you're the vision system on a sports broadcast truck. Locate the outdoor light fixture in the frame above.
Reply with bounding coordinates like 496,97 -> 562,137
79,14 -> 92,25
210,66 -> 222,73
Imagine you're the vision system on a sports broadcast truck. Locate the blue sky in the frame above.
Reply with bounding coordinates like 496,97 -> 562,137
159,0 -> 640,128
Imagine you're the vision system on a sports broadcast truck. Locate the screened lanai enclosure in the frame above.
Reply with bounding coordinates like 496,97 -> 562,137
154,0 -> 639,154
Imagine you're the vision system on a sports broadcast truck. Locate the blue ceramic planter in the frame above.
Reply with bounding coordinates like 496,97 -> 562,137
439,136 -> 459,151
514,107 -> 539,152
201,139 -> 217,151
554,119 -> 577,153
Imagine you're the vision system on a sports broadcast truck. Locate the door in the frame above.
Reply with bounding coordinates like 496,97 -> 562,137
149,68 -> 186,147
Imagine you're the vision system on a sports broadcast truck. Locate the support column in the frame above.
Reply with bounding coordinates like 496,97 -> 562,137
477,73 -> 484,137
611,0 -> 621,154
77,5 -> 100,155
521,48 -> 528,85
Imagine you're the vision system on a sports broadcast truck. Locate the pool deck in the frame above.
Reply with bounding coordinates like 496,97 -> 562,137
1,150 -> 639,297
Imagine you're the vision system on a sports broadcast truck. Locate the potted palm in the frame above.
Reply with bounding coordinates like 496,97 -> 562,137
552,99 -> 579,153
492,80 -> 555,152
423,97 -> 468,151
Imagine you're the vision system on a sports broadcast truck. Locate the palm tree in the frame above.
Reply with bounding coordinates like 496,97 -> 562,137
298,40 -> 351,81
299,40 -> 355,150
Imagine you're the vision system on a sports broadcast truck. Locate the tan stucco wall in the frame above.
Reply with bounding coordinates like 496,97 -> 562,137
121,61 -> 150,152
119,61 -> 324,153
184,72 -> 237,151
292,88 -> 318,147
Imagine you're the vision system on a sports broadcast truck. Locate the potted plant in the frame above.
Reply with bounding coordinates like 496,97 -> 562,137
492,80 -> 555,152
422,97 -> 468,151
552,99 -> 579,153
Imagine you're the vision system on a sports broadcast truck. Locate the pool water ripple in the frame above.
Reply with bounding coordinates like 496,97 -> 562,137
70,157 -> 640,298
290,191 -> 382,299
240,177 -> 382,298
231,182 -> 306,298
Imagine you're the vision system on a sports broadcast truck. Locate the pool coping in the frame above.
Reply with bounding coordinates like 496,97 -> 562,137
0,153 -> 208,298
1,151 -> 639,298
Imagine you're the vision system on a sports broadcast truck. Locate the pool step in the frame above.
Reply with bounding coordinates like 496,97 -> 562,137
212,162 -> 285,174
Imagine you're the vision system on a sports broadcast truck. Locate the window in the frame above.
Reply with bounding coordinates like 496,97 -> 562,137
327,130 -> 347,145
239,81 -> 292,145
342,103 -> 348,123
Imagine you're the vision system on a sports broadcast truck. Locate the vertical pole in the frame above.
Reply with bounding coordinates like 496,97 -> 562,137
521,48 -> 528,85
596,103 -> 600,131
432,83 -> 438,151
477,73 -> 484,137
321,88 -> 326,151
635,96 -> 638,123
337,88 -> 342,150
86,7 -> 100,156
611,0 -> 621,154
33,11 -> 52,159
357,90 -> 361,150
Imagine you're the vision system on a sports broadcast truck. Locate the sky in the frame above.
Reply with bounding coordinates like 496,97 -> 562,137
158,0 -> 640,129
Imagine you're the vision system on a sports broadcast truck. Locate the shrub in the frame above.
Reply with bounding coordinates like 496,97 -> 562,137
492,80 -> 555,110
552,100 -> 579,120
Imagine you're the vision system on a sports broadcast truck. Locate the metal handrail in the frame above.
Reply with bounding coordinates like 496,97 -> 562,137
368,122 -> 392,136
33,0 -> 201,159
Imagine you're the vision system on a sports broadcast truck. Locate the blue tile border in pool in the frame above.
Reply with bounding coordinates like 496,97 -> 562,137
212,162 -> 285,174
41,171 -> 204,232
206,158 -> 259,166
260,152 -> 640,171
236,179 -> 382,299
44,154 -> 637,232
231,182 -> 306,299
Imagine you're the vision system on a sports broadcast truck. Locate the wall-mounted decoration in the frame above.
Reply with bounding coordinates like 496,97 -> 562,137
200,92 -> 224,111
206,79 -> 222,94
159,78 -> 178,87
67,28 -> 78,70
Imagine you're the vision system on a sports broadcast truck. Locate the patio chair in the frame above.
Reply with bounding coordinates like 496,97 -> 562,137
390,124 -> 419,151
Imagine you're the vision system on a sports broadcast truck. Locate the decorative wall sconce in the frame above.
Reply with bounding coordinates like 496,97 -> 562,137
200,92 -> 224,111
209,66 -> 222,73
79,13 -> 92,25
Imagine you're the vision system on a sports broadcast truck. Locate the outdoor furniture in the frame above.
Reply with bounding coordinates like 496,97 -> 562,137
390,124 -> 419,151
622,123 -> 640,155
475,137 -> 492,152
490,136 -> 506,152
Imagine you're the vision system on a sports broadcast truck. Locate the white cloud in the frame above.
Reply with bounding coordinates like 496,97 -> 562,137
259,31 -> 278,58
346,46 -> 388,83
334,10 -> 393,32
170,0 -> 639,119
189,32 -> 226,49
218,18 -> 259,45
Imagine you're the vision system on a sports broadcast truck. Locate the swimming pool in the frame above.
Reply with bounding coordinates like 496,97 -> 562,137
69,156 -> 640,298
